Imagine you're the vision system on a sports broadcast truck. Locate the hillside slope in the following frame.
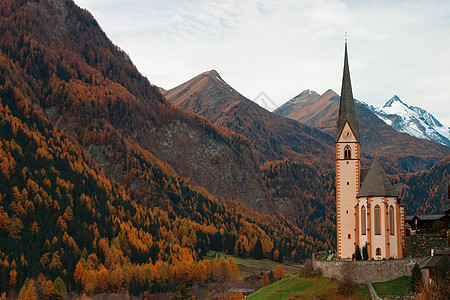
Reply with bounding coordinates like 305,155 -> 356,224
165,71 -> 337,242
391,155 -> 450,215
0,79 -> 325,295
0,0 -> 272,213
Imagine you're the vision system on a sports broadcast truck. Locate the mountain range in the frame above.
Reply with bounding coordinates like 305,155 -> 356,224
274,89 -> 449,173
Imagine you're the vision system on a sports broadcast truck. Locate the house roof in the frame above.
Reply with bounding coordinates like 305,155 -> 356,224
417,214 -> 445,221
336,41 -> 360,142
405,215 -> 418,221
405,214 -> 445,221
420,256 -> 440,269
357,156 -> 397,198
227,288 -> 256,295
419,249 -> 450,269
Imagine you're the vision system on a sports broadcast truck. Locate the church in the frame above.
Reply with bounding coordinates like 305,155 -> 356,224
335,41 -> 406,260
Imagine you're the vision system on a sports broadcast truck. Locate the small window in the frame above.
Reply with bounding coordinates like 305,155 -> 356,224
347,182 -> 349,185
348,234 -> 351,239
376,248 -> 381,256
344,145 -> 351,159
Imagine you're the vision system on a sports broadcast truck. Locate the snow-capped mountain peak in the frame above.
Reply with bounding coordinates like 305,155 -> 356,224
370,96 -> 450,146
383,95 -> 406,108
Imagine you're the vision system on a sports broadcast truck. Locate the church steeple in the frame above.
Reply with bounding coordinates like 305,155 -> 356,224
337,40 -> 360,142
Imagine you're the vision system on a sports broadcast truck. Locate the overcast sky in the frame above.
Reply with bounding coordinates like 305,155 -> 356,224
75,0 -> 450,125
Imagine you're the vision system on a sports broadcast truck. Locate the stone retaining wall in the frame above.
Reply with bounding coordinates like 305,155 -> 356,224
312,258 -> 424,283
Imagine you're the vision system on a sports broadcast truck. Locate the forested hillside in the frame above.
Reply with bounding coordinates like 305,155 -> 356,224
0,0 -> 330,298
0,0 -> 270,213
391,155 -> 450,215
0,41 -> 326,298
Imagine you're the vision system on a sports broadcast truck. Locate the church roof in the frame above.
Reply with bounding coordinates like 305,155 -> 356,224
360,169 -> 370,185
357,156 -> 397,198
336,41 -> 360,142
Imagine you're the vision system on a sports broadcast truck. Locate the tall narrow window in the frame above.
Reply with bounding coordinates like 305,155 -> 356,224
344,145 -> 351,159
375,205 -> 381,235
361,206 -> 366,235
376,247 -> 381,256
389,206 -> 394,235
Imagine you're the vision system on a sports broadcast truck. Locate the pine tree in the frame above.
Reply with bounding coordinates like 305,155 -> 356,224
171,284 -> 193,300
433,255 -> 449,281
410,263 -> 422,293
362,243 -> 368,260
254,239 -> 264,259
354,244 -> 362,261
52,277 -> 66,299
432,255 -> 450,297
0,265 -> 8,294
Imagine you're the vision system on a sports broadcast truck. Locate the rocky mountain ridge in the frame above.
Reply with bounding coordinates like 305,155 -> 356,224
367,95 -> 450,146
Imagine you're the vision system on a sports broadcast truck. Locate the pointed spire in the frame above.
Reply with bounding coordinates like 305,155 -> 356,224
336,40 -> 360,141
357,156 -> 397,198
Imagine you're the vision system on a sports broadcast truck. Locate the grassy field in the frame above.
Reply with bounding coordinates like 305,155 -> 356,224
207,250 -> 302,276
373,276 -> 411,298
245,275 -> 371,300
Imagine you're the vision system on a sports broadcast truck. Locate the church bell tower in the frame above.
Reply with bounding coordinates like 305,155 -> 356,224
336,40 -> 360,259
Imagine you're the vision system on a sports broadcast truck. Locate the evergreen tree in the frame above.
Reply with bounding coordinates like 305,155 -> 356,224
354,244 -> 362,261
171,284 -> 193,300
0,265 -> 8,294
362,243 -> 368,260
254,239 -> 264,259
410,263 -> 422,293
433,255 -> 450,298
433,255 -> 449,281
53,277 -> 66,299
211,232 -> 223,252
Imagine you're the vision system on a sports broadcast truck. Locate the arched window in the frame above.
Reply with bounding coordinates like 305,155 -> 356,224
361,206 -> 366,235
375,205 -> 381,235
344,145 -> 351,159
376,247 -> 381,256
389,206 -> 394,235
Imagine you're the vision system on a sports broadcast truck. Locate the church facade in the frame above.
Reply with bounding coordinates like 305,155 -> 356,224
335,41 -> 405,260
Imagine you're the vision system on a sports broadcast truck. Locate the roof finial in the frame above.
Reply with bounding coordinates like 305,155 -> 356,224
345,32 -> 348,43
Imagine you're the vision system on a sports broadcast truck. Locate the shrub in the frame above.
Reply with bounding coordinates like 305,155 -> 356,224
300,259 -> 322,278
